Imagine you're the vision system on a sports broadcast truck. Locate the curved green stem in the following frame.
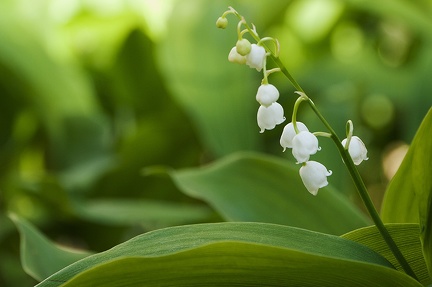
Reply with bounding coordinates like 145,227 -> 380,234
231,10 -> 418,279
286,66 -> 418,280
277,58 -> 419,282
344,120 -> 354,149
333,133 -> 418,280
292,95 -> 307,134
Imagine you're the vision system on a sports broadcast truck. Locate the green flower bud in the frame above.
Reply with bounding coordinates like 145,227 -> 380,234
236,38 -> 252,56
216,17 -> 228,29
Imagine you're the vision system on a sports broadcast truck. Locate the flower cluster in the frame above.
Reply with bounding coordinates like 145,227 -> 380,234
227,32 -> 286,133
279,119 -> 330,195
217,8 -> 368,196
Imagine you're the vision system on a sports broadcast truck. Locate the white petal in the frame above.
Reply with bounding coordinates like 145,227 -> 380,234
280,122 -> 308,151
299,161 -> 332,196
256,84 -> 279,107
257,102 -> 285,133
272,102 -> 286,125
292,131 -> 320,163
342,136 -> 368,165
246,44 -> 266,71
257,106 -> 275,132
228,47 -> 246,64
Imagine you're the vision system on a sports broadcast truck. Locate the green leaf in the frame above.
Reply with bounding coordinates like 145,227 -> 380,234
62,241 -> 424,287
342,223 -> 431,286
170,152 -> 369,235
381,109 -> 432,222
9,214 -> 94,282
74,199 -> 214,228
37,222 -> 421,287
381,108 -> 432,272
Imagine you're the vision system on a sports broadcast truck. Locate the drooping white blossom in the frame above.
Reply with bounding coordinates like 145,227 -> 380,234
228,47 -> 247,64
257,102 -> 285,133
341,136 -> 368,165
280,122 -> 309,151
256,84 -> 279,107
299,161 -> 332,196
245,44 -> 266,71
292,131 -> 320,163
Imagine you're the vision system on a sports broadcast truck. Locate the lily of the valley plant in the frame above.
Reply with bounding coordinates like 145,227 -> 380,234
9,4 -> 432,287
217,6 -> 418,281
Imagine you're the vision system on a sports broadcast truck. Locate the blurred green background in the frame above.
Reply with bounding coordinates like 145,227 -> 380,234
0,0 -> 431,286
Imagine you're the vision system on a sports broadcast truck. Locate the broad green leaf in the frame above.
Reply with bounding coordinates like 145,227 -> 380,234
74,199 -> 214,228
342,223 -> 431,285
37,222 -> 404,286
61,241 -> 422,287
9,214 -> 94,282
170,152 -> 369,235
381,108 -> 432,272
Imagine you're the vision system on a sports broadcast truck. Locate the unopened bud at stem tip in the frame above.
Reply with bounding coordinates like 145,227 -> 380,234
216,17 -> 228,29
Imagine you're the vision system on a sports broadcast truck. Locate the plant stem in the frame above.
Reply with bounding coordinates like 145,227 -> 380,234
271,56 -> 419,281
235,12 -> 418,279
333,134 -> 418,280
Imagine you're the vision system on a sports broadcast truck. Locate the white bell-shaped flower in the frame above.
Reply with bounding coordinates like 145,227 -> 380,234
280,122 -> 309,151
256,84 -> 279,107
292,131 -> 320,163
299,161 -> 332,196
228,47 -> 246,64
341,136 -> 368,165
257,102 -> 285,133
246,44 -> 266,71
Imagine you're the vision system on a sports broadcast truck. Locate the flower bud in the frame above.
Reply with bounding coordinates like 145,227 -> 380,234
292,131 -> 320,163
236,38 -> 252,56
299,161 -> 332,196
228,47 -> 247,64
216,17 -> 228,29
256,84 -> 279,107
280,122 -> 309,151
257,102 -> 285,133
246,44 -> 266,71
341,136 -> 368,165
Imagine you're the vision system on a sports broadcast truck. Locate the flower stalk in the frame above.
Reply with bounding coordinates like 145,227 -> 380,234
287,68 -> 417,279
336,134 -> 417,279
273,39 -> 419,283
220,7 -> 418,281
